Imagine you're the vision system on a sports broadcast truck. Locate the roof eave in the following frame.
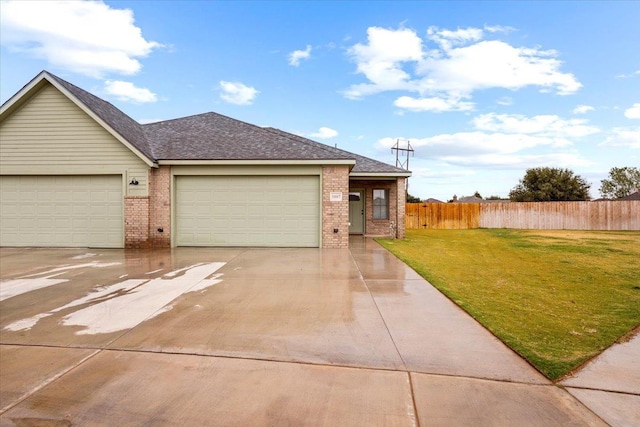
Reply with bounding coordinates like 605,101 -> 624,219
0,70 -> 49,118
350,172 -> 412,178
157,159 -> 357,166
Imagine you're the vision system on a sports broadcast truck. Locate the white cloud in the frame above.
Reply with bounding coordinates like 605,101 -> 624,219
600,127 -> 640,149
0,0 -> 161,78
416,40 -> 581,96
344,26 -> 423,99
378,133 -> 590,169
472,113 -> 600,138
379,132 -> 568,156
438,153 -> 592,168
219,81 -> 258,105
377,110 -> 599,170
427,26 -> 483,51
624,103 -> 640,119
288,45 -> 312,66
573,105 -> 595,114
483,25 -> 515,34
394,95 -> 474,112
496,96 -> 512,106
616,69 -> 640,79
309,127 -> 338,139
344,25 -> 581,103
104,80 -> 157,103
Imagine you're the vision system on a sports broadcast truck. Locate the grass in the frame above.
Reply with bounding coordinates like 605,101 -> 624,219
376,229 -> 640,380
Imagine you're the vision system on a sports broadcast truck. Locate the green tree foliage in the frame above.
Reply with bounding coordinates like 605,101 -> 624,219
599,167 -> 640,199
406,193 -> 421,203
509,167 -> 591,202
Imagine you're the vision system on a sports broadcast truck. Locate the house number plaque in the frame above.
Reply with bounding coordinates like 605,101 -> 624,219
329,192 -> 343,202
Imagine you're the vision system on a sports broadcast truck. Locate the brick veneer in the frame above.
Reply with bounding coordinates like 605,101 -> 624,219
148,166 -> 171,248
123,166 -> 171,248
122,165 -> 402,248
124,196 -> 150,248
350,178 -> 405,238
396,177 -> 406,239
322,166 -> 350,248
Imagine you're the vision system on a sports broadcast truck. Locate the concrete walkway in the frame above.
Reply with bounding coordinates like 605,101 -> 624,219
560,329 -> 640,427
0,239 -> 633,425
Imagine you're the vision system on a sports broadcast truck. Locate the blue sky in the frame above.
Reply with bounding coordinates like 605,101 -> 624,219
1,1 -> 638,200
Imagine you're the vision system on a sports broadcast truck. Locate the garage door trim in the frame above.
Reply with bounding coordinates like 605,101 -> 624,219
172,171 -> 322,248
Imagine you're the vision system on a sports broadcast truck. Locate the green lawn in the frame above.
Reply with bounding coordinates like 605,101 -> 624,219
376,229 -> 640,380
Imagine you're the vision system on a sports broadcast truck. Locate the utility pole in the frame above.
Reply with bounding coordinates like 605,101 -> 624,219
391,138 -> 414,193
391,139 -> 414,170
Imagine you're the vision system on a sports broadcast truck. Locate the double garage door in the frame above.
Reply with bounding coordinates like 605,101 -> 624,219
176,175 -> 320,247
0,175 -> 320,248
0,175 -> 123,248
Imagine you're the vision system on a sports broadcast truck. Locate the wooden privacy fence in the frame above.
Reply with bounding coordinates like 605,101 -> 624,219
405,201 -> 640,231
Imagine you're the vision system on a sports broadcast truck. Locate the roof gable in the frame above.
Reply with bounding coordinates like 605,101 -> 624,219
2,71 -> 410,177
1,71 -> 155,167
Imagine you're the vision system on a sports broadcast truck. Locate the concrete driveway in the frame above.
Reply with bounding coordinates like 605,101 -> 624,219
0,239 -> 614,426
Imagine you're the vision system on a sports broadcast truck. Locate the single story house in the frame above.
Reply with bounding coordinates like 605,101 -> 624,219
0,71 -> 410,249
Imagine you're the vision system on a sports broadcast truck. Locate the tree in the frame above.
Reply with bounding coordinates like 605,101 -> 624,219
406,193 -> 421,203
509,167 -> 591,202
599,167 -> 640,199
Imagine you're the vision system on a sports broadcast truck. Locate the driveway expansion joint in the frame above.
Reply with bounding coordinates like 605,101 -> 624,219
0,347 -> 101,415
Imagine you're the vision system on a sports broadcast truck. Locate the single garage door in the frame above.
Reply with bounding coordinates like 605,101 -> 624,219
0,175 -> 123,248
176,175 -> 320,247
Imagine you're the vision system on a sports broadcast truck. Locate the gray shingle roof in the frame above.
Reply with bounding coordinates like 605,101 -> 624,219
143,112 -> 352,161
46,72 -> 155,161
28,72 -> 409,176
263,128 -> 409,174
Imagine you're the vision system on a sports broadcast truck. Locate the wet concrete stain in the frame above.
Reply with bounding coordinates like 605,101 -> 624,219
4,262 -> 225,335
0,262 -> 121,302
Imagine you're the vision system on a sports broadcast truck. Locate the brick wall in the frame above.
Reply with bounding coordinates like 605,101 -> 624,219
123,166 -> 404,248
148,166 -> 171,248
350,179 -> 404,238
322,166 -> 349,248
396,177 -> 406,238
124,196 -> 149,248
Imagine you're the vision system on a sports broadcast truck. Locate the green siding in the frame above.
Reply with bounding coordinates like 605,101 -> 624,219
0,83 -> 149,196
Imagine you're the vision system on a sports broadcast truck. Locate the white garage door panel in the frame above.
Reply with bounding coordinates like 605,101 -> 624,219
0,176 -> 123,248
176,175 -> 319,247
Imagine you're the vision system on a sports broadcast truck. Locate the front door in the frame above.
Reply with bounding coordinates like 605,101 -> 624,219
349,190 -> 364,234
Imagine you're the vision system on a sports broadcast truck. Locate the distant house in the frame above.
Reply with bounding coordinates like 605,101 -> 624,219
456,195 -> 484,203
0,71 -> 410,249
450,195 -> 507,203
620,191 -> 640,201
593,190 -> 640,202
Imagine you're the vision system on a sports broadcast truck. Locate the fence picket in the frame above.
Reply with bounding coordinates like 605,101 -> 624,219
405,201 -> 640,230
